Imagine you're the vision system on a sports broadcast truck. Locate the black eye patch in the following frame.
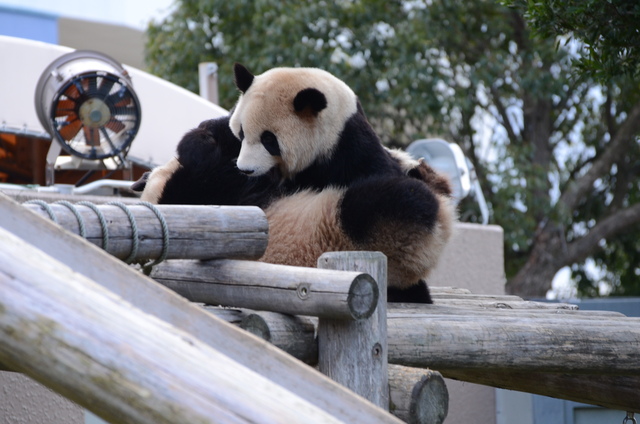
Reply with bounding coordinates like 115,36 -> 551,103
260,131 -> 281,156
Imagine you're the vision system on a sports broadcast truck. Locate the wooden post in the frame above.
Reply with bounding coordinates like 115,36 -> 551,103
317,251 -> 388,409
388,365 -> 449,424
152,259 -> 378,319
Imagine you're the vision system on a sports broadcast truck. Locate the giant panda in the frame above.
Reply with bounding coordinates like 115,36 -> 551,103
133,64 -> 456,303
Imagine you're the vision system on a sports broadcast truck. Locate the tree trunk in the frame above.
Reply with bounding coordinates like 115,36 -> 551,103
506,224 -> 565,297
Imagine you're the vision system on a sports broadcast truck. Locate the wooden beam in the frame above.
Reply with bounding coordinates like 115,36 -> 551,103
152,259 -> 378,319
441,369 -> 640,413
387,314 -> 640,375
24,203 -> 268,261
0,227 -> 345,424
0,192 -> 402,424
234,309 -> 450,422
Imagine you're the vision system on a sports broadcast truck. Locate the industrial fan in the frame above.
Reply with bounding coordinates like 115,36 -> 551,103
35,50 -> 141,162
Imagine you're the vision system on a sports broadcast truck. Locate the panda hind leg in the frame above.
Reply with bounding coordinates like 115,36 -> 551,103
387,280 -> 433,304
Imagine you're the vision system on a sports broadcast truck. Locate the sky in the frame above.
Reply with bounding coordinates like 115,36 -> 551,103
0,0 -> 175,30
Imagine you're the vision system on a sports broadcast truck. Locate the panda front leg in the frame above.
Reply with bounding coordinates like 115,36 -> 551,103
338,176 -> 456,303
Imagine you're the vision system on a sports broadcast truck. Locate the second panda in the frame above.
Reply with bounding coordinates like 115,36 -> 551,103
134,64 -> 456,303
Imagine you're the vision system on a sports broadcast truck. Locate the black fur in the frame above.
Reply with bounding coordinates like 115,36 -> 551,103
260,131 -> 281,156
135,116 -> 278,207
339,176 -> 440,243
282,103 -> 403,192
387,280 -> 433,304
234,63 -> 254,93
293,88 -> 328,116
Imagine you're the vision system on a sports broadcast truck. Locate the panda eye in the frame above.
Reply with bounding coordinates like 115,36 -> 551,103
239,126 -> 245,141
260,131 -> 281,157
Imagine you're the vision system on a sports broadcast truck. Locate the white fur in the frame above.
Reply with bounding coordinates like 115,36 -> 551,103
140,157 -> 181,203
230,67 -> 358,177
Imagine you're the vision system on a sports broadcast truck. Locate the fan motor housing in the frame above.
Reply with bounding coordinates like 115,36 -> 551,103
35,50 -> 141,160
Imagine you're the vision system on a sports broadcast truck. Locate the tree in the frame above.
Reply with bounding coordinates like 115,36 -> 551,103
146,0 -> 640,298
509,0 -> 640,80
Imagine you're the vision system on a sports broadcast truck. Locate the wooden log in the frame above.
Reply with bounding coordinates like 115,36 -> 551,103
441,369 -> 640,413
387,314 -> 640,375
3,189 -> 141,205
151,259 -> 378,320
432,298 -> 579,310
240,311 -> 318,364
24,203 -> 268,261
0,227 -> 344,424
238,310 -> 450,422
388,304 -> 632,320
0,192 -> 403,424
317,251 -> 389,409
208,305 -> 640,412
388,365 -> 449,424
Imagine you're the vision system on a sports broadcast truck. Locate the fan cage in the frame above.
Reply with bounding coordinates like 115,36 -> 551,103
49,71 -> 141,160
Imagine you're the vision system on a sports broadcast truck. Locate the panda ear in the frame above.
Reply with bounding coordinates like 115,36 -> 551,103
234,63 -> 254,93
293,88 -> 327,116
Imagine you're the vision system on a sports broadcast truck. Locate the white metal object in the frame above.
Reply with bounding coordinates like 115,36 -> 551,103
407,139 -> 489,224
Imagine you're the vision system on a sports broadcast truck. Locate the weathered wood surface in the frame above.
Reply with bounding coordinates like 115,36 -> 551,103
442,369 -> 640,412
151,259 -> 378,320
317,251 -> 389,410
387,314 -> 640,374
214,302 -> 640,412
24,203 -> 268,261
3,189 -> 141,205
240,311 -> 318,364
388,365 -> 448,424
0,192 -> 402,424
391,302 -> 626,318
0,227 -> 345,424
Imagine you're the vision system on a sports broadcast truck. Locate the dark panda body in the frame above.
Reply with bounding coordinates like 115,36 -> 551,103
133,64 -> 456,304
134,116 -> 279,208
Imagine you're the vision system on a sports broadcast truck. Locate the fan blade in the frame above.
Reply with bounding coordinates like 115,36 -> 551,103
105,118 -> 125,133
63,84 -> 81,100
55,101 -> 76,117
98,78 -> 116,97
58,118 -> 83,141
83,126 -> 101,146
87,75 -> 98,94
107,90 -> 132,108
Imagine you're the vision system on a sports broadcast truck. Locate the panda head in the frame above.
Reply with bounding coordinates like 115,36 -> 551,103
229,63 -> 358,177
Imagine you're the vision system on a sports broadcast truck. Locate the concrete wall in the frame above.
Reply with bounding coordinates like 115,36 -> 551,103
427,223 -> 506,424
0,371 -> 83,424
0,223 -> 506,423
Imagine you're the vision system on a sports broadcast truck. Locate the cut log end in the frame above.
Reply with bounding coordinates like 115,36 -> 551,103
348,273 -> 378,320
411,371 -> 448,424
389,365 -> 449,424
240,314 -> 271,341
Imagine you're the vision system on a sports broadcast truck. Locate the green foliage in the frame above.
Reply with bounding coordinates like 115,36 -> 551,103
146,0 -> 640,297
506,0 -> 640,80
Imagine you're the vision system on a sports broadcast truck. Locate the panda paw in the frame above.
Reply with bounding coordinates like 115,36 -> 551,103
387,280 -> 433,304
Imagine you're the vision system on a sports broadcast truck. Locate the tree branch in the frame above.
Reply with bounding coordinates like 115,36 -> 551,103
559,100 -> 640,211
565,202 -> 640,264
489,84 -> 520,145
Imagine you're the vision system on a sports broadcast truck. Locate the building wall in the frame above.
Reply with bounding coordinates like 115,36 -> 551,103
0,371 -> 84,424
0,6 -> 57,43
0,6 -> 146,70
428,223 -> 506,424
